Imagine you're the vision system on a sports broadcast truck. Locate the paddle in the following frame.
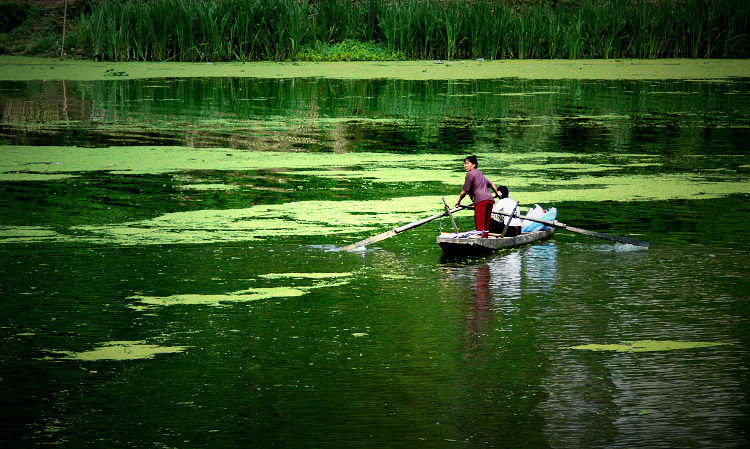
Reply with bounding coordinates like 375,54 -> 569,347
493,211 -> 650,248
341,205 -> 468,251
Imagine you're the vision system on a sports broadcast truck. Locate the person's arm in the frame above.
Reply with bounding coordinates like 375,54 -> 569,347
490,181 -> 500,198
456,190 -> 467,207
457,172 -> 472,206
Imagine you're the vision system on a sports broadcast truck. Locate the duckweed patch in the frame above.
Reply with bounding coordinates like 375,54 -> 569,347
0,226 -> 73,243
53,341 -> 189,361
2,147 -> 747,203
2,57 -> 750,81
2,175 -> 749,246
259,272 -> 353,280
131,287 -> 308,307
178,183 -> 239,191
130,270 -> 355,307
568,340 -> 731,352
0,173 -> 77,182
0,146 -> 457,179
65,196 -> 472,245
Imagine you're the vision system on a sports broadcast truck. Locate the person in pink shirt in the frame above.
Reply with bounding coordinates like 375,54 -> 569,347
455,155 -> 500,238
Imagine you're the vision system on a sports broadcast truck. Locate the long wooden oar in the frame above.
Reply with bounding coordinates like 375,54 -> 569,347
341,206 -> 467,251
494,211 -> 649,248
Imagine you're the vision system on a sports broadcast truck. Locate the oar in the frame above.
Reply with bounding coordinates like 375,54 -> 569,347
494,211 -> 650,248
341,205 -> 468,251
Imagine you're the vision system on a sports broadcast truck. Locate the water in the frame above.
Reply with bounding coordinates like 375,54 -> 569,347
1,75 -> 749,448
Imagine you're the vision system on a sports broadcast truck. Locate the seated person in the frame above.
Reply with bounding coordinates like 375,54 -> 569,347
490,185 -> 522,237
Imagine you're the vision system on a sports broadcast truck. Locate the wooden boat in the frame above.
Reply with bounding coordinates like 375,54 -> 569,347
437,228 -> 555,256
343,201 -> 648,252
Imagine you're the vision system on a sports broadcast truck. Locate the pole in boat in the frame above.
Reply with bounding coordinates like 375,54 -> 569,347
442,197 -> 459,233
500,202 -> 519,238
494,211 -> 649,248
341,205 -> 468,251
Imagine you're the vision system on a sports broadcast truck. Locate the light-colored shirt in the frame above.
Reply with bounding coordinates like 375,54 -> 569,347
462,169 -> 494,204
492,197 -> 522,226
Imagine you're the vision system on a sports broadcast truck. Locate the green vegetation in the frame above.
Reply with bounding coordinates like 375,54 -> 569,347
0,0 -> 93,56
0,1 -> 28,33
70,0 -> 308,61
1,0 -> 749,61
0,0 -> 58,55
297,40 -> 405,61
72,0 -> 750,61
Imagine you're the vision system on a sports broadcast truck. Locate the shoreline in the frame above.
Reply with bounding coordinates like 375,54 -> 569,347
0,56 -> 749,81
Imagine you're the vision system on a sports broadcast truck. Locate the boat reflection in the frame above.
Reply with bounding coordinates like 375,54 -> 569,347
442,242 -> 558,306
442,243 -> 559,359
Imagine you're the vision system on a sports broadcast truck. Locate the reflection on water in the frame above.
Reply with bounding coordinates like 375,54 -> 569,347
490,251 -> 522,302
441,242 -> 748,448
2,78 -> 749,160
524,244 -> 558,295
541,339 -> 744,448
451,244 -> 557,360
452,242 -> 558,307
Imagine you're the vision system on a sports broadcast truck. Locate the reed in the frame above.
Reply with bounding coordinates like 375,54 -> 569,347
314,0 -> 358,43
71,0 -> 750,62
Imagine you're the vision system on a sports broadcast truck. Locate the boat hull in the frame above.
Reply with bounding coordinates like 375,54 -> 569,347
437,228 -> 555,255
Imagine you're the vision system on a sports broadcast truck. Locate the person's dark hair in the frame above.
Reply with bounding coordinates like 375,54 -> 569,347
498,185 -> 509,198
464,155 -> 478,167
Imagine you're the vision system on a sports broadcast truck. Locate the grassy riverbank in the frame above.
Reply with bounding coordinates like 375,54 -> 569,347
2,0 -> 749,62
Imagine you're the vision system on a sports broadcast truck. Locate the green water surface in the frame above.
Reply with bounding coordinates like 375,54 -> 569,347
1,72 -> 749,448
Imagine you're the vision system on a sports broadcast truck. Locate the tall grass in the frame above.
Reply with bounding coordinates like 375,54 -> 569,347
71,0 -> 750,61
73,0 -> 309,61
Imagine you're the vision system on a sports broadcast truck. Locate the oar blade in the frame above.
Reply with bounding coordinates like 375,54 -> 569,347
494,211 -> 650,248
340,230 -> 397,251
565,226 -> 649,248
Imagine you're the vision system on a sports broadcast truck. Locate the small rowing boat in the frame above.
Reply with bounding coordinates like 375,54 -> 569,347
437,205 -> 558,256
342,201 -> 647,252
437,228 -> 555,256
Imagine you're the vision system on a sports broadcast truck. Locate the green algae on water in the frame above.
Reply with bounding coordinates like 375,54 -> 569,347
129,272 -> 355,307
2,57 -> 750,81
131,286 -> 308,307
259,272 -> 352,280
68,197 -> 455,245
568,340 -> 730,352
2,178 -> 747,246
0,146 -> 459,180
178,183 -> 239,191
3,147 -> 747,204
0,226 -> 73,243
259,272 -> 355,290
0,173 -> 76,182
54,341 -> 189,361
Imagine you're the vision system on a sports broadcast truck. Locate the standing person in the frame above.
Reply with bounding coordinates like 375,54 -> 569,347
455,155 -> 500,238
490,185 -> 522,237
